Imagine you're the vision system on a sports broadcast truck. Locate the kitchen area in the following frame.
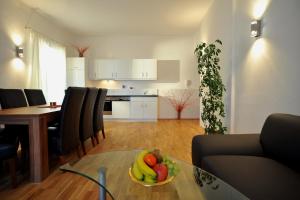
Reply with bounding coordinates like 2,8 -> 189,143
66,53 -> 199,121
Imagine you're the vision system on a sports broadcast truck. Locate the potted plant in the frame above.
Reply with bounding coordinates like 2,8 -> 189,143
194,39 -> 227,134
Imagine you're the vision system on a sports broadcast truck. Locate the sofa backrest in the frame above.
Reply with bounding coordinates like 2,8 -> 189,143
260,113 -> 300,171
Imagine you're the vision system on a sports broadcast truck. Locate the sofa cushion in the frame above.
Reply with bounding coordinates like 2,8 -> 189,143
260,114 -> 300,170
202,155 -> 300,200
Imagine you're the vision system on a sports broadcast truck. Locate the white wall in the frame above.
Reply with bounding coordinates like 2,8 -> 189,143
233,0 -> 300,133
74,35 -> 200,119
0,0 -> 75,89
197,0 -> 300,133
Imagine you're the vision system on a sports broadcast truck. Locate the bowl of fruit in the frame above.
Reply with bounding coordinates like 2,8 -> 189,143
129,149 -> 179,186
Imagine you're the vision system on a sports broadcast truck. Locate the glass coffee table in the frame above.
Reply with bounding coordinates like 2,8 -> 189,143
60,150 -> 249,200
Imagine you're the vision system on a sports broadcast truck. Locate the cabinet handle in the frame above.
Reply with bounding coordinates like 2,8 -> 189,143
115,72 -> 117,78
112,73 -> 113,78
146,72 -> 148,77
142,73 -> 144,77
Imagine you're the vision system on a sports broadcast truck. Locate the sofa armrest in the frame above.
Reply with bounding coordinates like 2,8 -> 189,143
192,134 -> 264,167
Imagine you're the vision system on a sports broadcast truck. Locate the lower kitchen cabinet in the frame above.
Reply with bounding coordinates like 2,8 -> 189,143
112,101 -> 130,119
130,97 -> 157,120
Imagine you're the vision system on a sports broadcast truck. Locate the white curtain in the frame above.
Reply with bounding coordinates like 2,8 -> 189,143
26,29 -> 66,103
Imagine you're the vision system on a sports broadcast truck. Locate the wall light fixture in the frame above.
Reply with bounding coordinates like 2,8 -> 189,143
16,46 -> 24,58
251,20 -> 262,38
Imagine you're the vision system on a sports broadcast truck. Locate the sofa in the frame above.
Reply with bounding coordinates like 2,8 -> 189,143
192,113 -> 300,200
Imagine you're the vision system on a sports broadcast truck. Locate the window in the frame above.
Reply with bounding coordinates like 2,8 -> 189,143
26,30 -> 66,103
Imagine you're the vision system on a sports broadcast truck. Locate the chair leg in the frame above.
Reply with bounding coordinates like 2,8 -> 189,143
8,157 -> 17,188
91,136 -> 95,147
76,145 -> 82,159
95,132 -> 99,144
81,141 -> 87,155
101,128 -> 106,139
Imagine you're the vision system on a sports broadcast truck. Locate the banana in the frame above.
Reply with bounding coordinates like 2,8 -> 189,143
136,150 -> 157,178
144,175 -> 156,184
132,161 -> 143,180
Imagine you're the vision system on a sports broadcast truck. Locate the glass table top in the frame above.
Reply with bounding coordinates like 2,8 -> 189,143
60,150 -> 249,200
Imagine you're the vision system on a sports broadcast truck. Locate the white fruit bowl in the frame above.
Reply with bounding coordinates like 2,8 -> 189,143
129,167 -> 175,187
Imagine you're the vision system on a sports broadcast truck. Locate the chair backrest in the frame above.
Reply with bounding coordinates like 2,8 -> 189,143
93,88 -> 108,132
80,88 -> 98,142
57,87 -> 87,155
260,113 -> 300,171
0,89 -> 27,108
24,89 -> 47,106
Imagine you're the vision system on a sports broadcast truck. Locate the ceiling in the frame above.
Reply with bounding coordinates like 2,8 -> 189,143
20,0 -> 213,36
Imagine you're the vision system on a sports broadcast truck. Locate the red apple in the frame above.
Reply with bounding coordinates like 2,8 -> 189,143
153,164 -> 168,182
144,153 -> 157,167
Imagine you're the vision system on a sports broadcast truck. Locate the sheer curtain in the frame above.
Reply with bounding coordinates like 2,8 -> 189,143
26,29 -> 66,103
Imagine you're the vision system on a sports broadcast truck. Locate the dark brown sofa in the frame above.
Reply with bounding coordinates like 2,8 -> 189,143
192,113 -> 300,200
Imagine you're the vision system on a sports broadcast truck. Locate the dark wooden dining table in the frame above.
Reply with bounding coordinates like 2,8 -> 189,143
0,105 -> 60,182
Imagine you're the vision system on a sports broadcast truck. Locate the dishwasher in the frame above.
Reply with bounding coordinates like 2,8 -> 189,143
111,97 -> 131,119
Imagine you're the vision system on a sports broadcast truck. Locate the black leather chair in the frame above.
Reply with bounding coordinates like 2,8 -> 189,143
24,89 -> 47,106
0,128 -> 18,188
0,89 -> 27,108
93,88 -> 107,142
192,113 -> 300,200
0,144 -> 17,188
0,89 -> 28,169
48,87 -> 87,158
80,88 -> 98,155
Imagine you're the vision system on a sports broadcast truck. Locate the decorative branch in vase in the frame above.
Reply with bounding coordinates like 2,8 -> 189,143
73,46 -> 89,57
165,89 -> 196,120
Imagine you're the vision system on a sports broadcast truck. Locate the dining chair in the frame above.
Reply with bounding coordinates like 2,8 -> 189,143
93,88 -> 108,143
48,87 -> 87,161
0,144 -> 18,188
0,128 -> 18,188
80,88 -> 98,155
0,89 -> 29,171
24,89 -> 47,106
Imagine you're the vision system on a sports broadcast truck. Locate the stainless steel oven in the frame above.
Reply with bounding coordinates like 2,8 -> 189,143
104,100 -> 112,115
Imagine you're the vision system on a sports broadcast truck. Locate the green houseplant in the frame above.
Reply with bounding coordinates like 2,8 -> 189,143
194,39 -> 227,134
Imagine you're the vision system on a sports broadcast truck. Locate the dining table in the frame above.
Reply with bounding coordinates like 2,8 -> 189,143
0,105 -> 60,182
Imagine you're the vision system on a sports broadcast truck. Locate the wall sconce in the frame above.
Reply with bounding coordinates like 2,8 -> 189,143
251,20 -> 262,38
16,46 -> 24,58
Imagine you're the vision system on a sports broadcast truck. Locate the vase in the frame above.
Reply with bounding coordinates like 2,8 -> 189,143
177,110 -> 182,120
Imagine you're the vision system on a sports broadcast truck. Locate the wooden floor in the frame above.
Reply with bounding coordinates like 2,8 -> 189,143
0,120 -> 204,200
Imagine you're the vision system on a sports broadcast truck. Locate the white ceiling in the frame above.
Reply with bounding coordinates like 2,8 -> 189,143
20,0 -> 213,36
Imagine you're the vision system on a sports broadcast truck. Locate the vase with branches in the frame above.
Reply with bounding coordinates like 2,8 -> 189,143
165,89 -> 196,119
73,46 -> 89,57
194,39 -> 227,134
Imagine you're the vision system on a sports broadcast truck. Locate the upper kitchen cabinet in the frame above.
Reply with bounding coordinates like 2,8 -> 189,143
89,58 -> 157,80
132,59 -> 157,80
66,57 -> 85,87
90,59 -> 133,80
115,59 -> 132,80
96,59 -> 116,80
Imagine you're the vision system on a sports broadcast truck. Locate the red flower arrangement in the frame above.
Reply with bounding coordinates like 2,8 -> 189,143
165,89 -> 196,119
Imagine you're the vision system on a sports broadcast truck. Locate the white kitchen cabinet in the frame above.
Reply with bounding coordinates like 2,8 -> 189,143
130,101 -> 144,119
112,101 -> 130,119
130,97 -> 157,120
132,59 -> 157,80
89,59 -> 157,80
96,59 -> 116,80
143,101 -> 158,119
115,60 -> 132,80
66,57 -> 85,87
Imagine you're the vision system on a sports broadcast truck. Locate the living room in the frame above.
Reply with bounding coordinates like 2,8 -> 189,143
0,0 -> 299,199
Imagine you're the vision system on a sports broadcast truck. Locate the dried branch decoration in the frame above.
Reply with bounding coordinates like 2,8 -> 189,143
165,89 -> 196,119
73,46 -> 89,57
